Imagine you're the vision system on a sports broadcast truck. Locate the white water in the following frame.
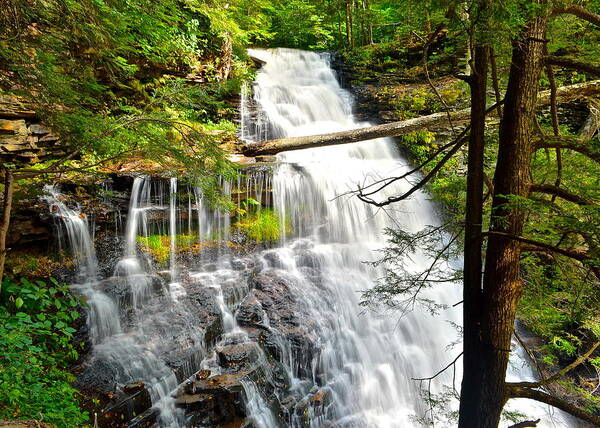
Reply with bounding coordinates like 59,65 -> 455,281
242,48 -> 574,427
44,47 -> 576,427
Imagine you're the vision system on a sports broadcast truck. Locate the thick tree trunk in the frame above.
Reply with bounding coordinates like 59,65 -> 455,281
477,6 -> 548,427
458,41 -> 488,427
241,80 -> 600,156
0,171 -> 15,289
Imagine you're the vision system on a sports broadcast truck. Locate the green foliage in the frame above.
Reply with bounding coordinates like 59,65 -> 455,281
0,0 -> 246,200
234,207 -> 286,242
0,277 -> 88,427
136,234 -> 198,266
264,0 -> 335,49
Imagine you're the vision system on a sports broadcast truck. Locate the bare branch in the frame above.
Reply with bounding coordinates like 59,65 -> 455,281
529,184 -> 593,206
413,353 -> 463,381
508,341 -> 600,389
509,420 -> 540,428
551,5 -> 600,27
545,56 -> 600,78
506,385 -> 600,425
535,135 -> 600,163
357,135 -> 467,207
412,26 -> 457,135
484,231 -> 590,262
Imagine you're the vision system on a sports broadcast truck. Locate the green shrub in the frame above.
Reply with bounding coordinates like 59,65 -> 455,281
0,277 -> 88,427
136,233 -> 199,266
234,208 -> 287,242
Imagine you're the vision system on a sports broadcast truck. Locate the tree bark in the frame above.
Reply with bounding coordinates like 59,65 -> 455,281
477,5 -> 548,427
458,40 -> 488,427
241,80 -> 600,156
0,170 -> 15,289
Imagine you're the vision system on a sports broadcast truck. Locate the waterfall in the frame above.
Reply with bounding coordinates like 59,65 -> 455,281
44,47 -> 574,428
43,186 -> 121,344
242,48 -> 573,427
169,177 -> 178,283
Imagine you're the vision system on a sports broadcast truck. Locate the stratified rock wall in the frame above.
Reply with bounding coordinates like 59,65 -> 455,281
0,95 -> 63,164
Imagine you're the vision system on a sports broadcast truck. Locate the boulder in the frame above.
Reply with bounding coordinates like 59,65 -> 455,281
236,293 -> 268,328
217,343 -> 262,370
175,371 -> 249,426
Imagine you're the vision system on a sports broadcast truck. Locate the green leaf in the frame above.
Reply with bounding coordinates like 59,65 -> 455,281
15,298 -> 24,309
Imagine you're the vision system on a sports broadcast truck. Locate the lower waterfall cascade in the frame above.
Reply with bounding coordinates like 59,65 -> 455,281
44,48 -> 577,427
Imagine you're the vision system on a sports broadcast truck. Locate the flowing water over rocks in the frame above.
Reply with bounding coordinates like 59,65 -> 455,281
45,48 -> 575,427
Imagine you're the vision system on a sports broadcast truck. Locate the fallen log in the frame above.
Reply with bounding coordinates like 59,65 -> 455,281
242,80 -> 600,156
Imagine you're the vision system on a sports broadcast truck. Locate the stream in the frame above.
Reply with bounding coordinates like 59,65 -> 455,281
46,48 -> 574,427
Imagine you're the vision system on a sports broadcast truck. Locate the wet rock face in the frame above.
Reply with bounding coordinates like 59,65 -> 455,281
182,281 -> 225,349
75,358 -> 119,396
217,343 -> 262,370
176,372 -> 247,426
94,234 -> 126,278
99,274 -> 165,309
72,234 -> 330,428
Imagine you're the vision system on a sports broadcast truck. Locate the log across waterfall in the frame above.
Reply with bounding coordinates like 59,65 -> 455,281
241,79 -> 600,156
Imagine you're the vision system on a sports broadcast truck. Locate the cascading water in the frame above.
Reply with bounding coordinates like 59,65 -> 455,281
45,47 -> 576,427
43,186 -> 122,344
240,48 -> 575,427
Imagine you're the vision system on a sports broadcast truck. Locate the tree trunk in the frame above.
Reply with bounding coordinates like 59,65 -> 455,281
0,171 -> 15,289
477,6 -> 548,427
241,80 -> 600,156
365,0 -> 373,44
458,41 -> 488,427
345,0 -> 352,47
219,33 -> 233,81
348,0 -> 354,48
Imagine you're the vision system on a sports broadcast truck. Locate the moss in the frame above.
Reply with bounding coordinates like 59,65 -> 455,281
233,208 -> 289,242
136,233 -> 198,266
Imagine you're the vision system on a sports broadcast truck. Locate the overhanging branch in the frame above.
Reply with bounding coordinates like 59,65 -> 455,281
551,5 -> 600,27
506,385 -> 600,425
535,135 -> 600,163
529,184 -> 594,205
545,56 -> 600,77
508,341 -> 600,389
483,231 -> 590,262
